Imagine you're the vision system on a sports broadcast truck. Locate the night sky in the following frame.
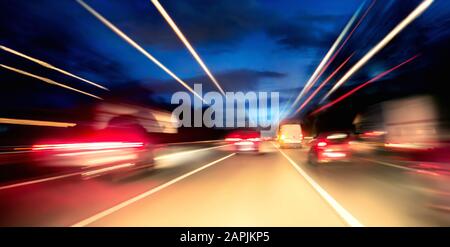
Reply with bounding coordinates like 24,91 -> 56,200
1,0 -> 449,122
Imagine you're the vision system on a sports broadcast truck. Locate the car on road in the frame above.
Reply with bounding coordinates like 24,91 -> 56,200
308,132 -> 353,165
277,123 -> 303,148
30,120 -> 155,179
225,129 -> 261,153
29,102 -> 177,179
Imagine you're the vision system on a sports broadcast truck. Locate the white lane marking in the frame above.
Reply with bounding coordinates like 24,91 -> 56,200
358,157 -> 417,172
272,142 -> 363,227
154,144 -> 229,161
358,157 -> 441,176
0,144 -> 228,191
0,172 -> 82,190
81,163 -> 135,177
71,153 -> 236,227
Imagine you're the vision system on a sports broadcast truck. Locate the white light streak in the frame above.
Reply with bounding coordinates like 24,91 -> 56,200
76,0 -> 204,102
320,0 -> 433,102
0,64 -> 102,99
290,1 -> 365,109
151,0 -> 226,95
0,45 -> 108,90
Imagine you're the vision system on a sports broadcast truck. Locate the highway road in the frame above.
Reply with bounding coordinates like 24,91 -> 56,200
0,141 -> 446,226
1,0 -> 448,231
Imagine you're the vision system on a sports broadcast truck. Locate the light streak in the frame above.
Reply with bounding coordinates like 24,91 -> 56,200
32,142 -> 144,151
0,64 -> 102,99
0,118 -> 76,128
311,55 -> 419,115
294,54 -> 354,114
56,149 -> 121,157
76,0 -> 204,102
320,0 -> 433,102
290,1 -> 367,109
0,45 -> 108,90
150,0 -> 226,95
297,0 -> 376,111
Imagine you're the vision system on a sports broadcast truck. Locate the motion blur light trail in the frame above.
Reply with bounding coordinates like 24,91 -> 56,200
320,0 -> 433,103
0,143 -> 226,191
0,118 -> 76,128
295,0 -> 376,114
150,0 -> 226,95
0,45 -> 108,90
294,54 -> 354,114
311,54 -> 419,115
76,0 -> 204,102
32,142 -> 144,151
0,64 -> 102,99
290,1 -> 367,110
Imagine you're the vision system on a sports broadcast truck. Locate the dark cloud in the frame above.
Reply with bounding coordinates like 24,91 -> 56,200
266,23 -> 335,50
265,12 -> 347,50
0,0 -> 130,84
89,0 -> 269,50
146,68 -> 287,94
95,0 -> 345,51
295,13 -> 347,23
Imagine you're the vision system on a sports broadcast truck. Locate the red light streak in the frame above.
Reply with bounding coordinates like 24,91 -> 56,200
296,54 -> 354,114
300,0 -> 376,99
32,142 -> 144,151
310,54 -> 419,116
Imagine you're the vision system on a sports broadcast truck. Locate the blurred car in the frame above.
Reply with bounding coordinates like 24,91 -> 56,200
27,102 -> 178,179
31,123 -> 155,179
226,130 -> 261,153
308,132 -> 353,165
277,124 -> 302,148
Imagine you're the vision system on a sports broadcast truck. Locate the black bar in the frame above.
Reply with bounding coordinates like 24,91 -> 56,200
0,227 -> 448,246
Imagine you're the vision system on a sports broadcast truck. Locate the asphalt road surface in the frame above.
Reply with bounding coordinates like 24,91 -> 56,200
0,141 -> 445,226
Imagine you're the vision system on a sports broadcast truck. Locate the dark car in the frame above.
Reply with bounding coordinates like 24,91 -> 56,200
25,102 -> 176,179
225,129 -> 261,153
308,132 -> 353,165
30,119 -> 155,179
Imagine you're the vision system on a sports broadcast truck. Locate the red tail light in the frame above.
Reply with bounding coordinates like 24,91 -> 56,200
32,142 -> 144,151
227,131 -> 261,144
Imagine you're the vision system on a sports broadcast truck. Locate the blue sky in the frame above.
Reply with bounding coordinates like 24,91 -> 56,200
1,0 -> 448,117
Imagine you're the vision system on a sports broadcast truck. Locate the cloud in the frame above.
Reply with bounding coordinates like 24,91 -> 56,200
91,0 -> 345,51
0,0 -> 130,84
266,23 -> 335,50
146,68 -> 287,94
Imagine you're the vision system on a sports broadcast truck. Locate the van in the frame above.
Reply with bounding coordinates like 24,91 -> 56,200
278,124 -> 302,148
